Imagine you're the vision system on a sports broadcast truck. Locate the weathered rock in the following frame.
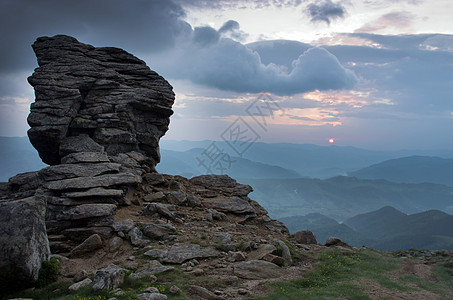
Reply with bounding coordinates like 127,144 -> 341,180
169,285 -> 181,294
69,234 -> 103,257
143,173 -> 165,185
41,163 -> 121,181
45,173 -> 141,191
203,196 -> 254,214
144,191 -> 166,202
143,223 -> 176,239
207,208 -> 226,220
28,35 -> 175,165
92,264 -> 127,291
274,239 -> 293,265
128,227 -> 150,246
265,219 -> 290,234
61,152 -> 110,164
165,191 -> 187,205
0,196 -> 50,292
145,203 -> 176,220
190,175 -> 253,197
73,270 -> 89,283
324,237 -> 345,247
136,293 -> 167,300
190,286 -> 224,300
228,251 -> 247,262
68,278 -> 92,291
186,194 -> 202,207
56,203 -> 116,220
144,244 -> 220,264
112,219 -> 135,232
233,260 -> 282,279
248,244 -> 277,260
108,236 -> 123,253
294,230 -> 318,244
129,260 -> 174,279
262,254 -> 285,266
63,187 -> 123,198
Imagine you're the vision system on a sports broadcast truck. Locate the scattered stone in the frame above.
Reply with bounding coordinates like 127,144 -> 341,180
144,191 -> 166,202
203,196 -> 255,214
144,243 -> 220,264
112,219 -> 135,232
69,234 -> 103,257
248,244 -> 277,260
294,230 -> 318,244
143,223 -> 176,239
73,270 -> 89,283
166,191 -> 187,205
108,236 -> 123,253
263,254 -> 285,266
186,194 -> 202,207
128,227 -> 149,246
207,208 -> 226,220
169,285 -> 181,294
136,293 -> 167,300
129,260 -> 174,279
190,285 -> 224,300
144,287 -> 160,293
228,251 -> 247,262
238,288 -> 249,295
68,278 -> 92,291
149,275 -> 158,283
274,239 -> 293,265
145,203 -> 176,221
143,173 -> 165,185
233,260 -> 282,279
191,268 -> 205,276
325,237 -> 345,247
92,264 -> 127,291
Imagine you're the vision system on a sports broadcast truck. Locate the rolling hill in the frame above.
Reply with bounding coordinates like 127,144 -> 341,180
348,156 -> 453,186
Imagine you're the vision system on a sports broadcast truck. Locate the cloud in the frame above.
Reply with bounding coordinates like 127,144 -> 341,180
152,36 -> 358,95
193,26 -> 220,46
174,0 -> 303,9
306,0 -> 347,25
218,20 -> 248,42
355,11 -> 415,33
0,0 -> 189,73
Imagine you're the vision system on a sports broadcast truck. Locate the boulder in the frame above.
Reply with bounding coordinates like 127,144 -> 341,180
136,293 -> 167,300
92,264 -> 127,290
324,237 -> 345,247
248,244 -> 277,260
0,196 -> 50,292
142,223 -> 176,239
233,260 -> 282,280
294,230 -> 318,244
129,260 -> 174,279
68,278 -> 92,291
27,35 -> 175,165
202,196 -> 255,214
69,234 -> 103,257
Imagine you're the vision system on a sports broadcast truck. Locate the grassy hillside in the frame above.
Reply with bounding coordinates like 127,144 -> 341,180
349,156 -> 453,186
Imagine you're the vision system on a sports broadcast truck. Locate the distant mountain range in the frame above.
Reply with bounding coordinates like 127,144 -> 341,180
280,206 -> 453,251
348,156 -> 453,187
242,176 -> 453,220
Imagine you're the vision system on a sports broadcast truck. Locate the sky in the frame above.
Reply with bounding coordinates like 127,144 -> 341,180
0,0 -> 452,151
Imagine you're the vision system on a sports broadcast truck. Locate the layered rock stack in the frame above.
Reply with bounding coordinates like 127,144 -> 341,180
0,36 -> 294,297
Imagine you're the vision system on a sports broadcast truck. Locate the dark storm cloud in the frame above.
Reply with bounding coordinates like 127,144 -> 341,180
0,0 -> 189,73
173,0 -> 303,9
306,0 -> 346,25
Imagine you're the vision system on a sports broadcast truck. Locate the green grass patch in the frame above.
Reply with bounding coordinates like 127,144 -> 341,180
252,248 -> 410,299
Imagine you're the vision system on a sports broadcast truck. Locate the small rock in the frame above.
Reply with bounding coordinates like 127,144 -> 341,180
149,275 -> 158,283
68,278 -> 92,291
248,244 -> 277,260
144,287 -> 159,293
113,219 -> 135,232
190,285 -> 224,300
294,230 -> 317,244
233,260 -> 282,280
191,268 -> 204,276
69,234 -> 103,257
92,264 -> 127,291
238,288 -> 249,295
228,251 -> 246,262
169,285 -> 181,294
73,270 -> 89,283
136,293 -> 167,300
108,236 -> 123,253
325,237 -> 344,247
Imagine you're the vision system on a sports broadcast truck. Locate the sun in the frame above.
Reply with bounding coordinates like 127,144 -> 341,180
329,138 -> 335,144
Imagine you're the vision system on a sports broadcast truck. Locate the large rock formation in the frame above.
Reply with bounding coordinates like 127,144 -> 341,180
27,35 -> 175,165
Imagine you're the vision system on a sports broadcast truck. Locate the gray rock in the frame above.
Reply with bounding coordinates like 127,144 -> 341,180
27,35 -> 174,165
233,260 -> 282,279
68,278 -> 92,291
59,135 -> 105,158
169,285 -> 181,294
190,285 -> 223,300
128,227 -> 149,246
294,230 -> 317,244
228,251 -> 247,262
129,260 -> 174,279
73,270 -> 89,283
45,173 -> 142,191
61,152 -> 110,164
63,187 -> 124,198
265,219 -> 290,234
165,191 -> 187,205
136,293 -> 167,300
186,194 -> 202,207
325,237 -> 344,247
92,264 -> 127,291
144,191 -> 166,203
112,219 -> 135,232
63,227 -> 113,242
203,196 -> 254,214
69,234 -> 103,257
248,244 -> 277,260
144,244 -> 220,264
190,175 -> 253,197
145,203 -> 176,221
143,173 -> 165,185
207,208 -> 226,220
143,223 -> 176,239
108,237 -> 123,253
56,204 -> 116,220
41,163 -> 121,182
0,195 -> 50,292
274,239 -> 293,265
